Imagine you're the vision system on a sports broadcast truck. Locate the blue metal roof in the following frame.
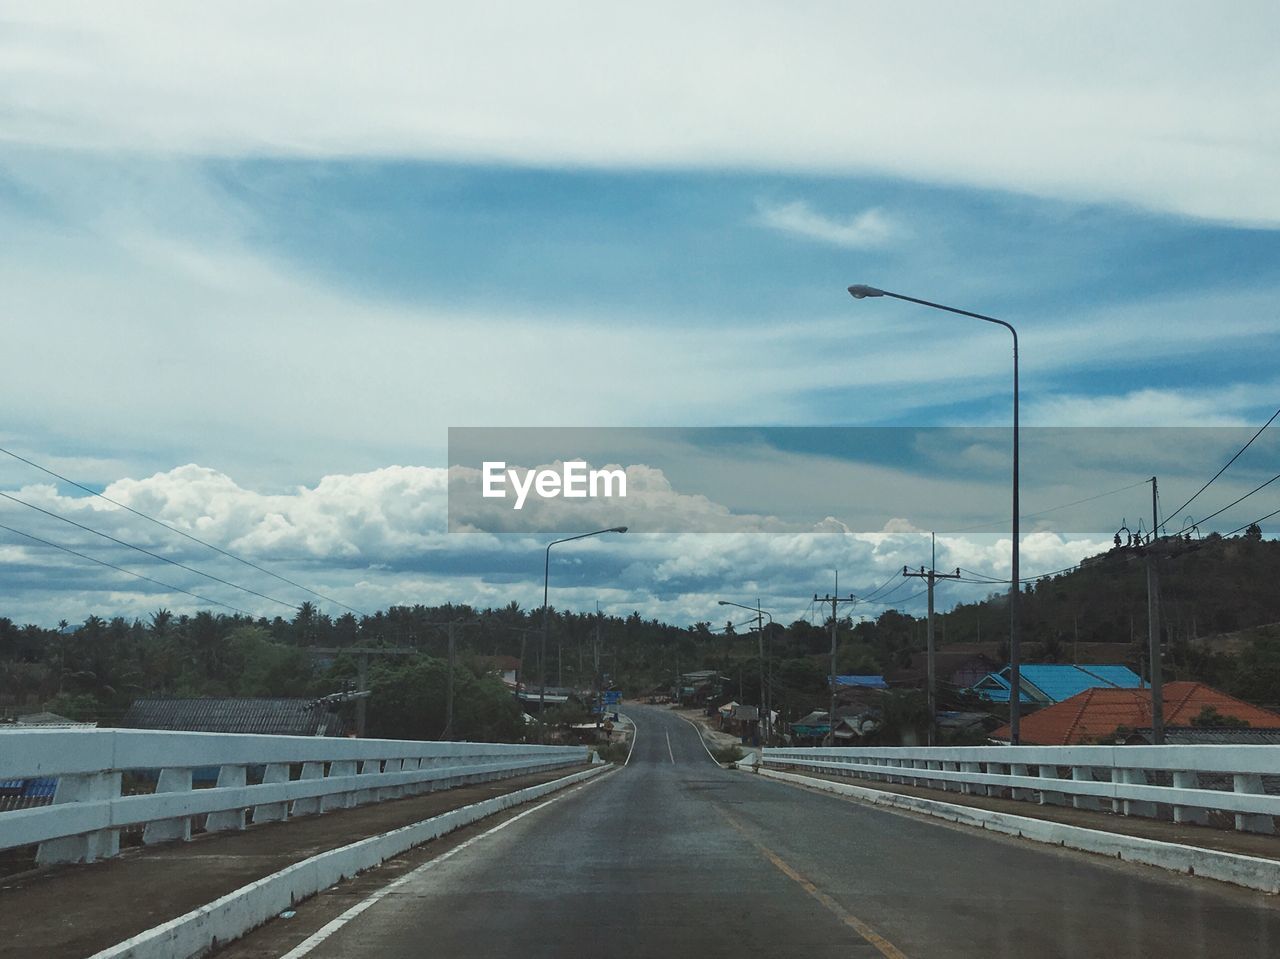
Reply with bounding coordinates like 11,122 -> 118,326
831,675 -> 888,689
971,664 -> 1143,704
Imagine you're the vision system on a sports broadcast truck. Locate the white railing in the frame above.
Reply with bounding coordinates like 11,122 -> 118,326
0,728 -> 587,864
763,744 -> 1280,834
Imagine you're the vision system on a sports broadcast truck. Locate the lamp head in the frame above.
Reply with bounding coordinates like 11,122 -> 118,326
610,526 -> 628,533
847,284 -> 885,299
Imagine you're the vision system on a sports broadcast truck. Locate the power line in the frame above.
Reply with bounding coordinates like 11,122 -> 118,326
939,479 -> 1150,534
0,522 -> 253,616
859,568 -> 904,603
1163,406 -> 1280,531
0,445 -> 367,617
0,490 -> 299,612
1223,506 -> 1280,539
1172,470 -> 1280,535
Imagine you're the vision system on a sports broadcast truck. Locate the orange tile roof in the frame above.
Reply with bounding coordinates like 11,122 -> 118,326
991,682 -> 1280,745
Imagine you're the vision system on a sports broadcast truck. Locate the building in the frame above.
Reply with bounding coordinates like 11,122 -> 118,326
990,682 -> 1280,745
120,697 -> 347,737
476,655 -> 521,689
830,674 -> 889,690
970,663 -> 1143,705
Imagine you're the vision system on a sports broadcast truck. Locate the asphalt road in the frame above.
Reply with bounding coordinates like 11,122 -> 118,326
263,705 -> 1280,958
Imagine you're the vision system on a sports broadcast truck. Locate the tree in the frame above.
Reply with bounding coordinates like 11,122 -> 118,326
1244,523 -> 1263,542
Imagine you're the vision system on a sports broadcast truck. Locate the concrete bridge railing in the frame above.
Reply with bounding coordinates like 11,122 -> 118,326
0,728 -> 587,865
763,743 -> 1280,834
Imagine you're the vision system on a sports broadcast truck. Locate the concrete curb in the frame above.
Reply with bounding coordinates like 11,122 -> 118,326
760,767 -> 1280,895
92,764 -> 613,959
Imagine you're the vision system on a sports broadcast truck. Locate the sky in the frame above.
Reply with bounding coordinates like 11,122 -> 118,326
1,2 -> 1278,628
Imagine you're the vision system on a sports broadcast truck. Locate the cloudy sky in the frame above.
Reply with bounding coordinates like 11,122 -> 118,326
2,2 -> 1278,627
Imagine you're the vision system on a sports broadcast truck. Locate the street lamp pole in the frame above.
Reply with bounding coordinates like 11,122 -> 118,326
848,284 -> 1022,744
541,526 -> 627,742
719,599 -> 774,742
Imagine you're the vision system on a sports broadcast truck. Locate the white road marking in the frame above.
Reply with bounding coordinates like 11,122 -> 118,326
620,712 -> 638,766
276,771 -> 615,959
666,730 -> 676,764
677,711 -> 726,765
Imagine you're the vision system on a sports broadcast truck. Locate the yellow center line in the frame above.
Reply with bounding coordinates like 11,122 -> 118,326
714,804 -> 910,959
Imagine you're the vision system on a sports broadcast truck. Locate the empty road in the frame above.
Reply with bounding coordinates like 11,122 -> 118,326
239,704 -> 1280,958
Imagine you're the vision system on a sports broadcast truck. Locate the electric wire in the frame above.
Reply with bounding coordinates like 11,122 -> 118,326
0,445 -> 368,617
1223,505 -> 1280,539
939,479 -> 1150,535
0,522 -> 253,616
1162,406 -> 1280,532
1171,471 -> 1280,536
0,490 -> 300,612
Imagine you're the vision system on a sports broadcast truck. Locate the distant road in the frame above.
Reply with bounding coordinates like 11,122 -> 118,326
244,705 -> 1280,958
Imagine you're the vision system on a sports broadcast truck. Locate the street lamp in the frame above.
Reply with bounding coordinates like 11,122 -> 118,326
848,284 -> 1023,744
718,599 -> 774,742
541,526 -> 628,740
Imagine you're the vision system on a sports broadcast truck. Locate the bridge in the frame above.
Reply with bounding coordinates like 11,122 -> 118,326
3,705 -> 1280,958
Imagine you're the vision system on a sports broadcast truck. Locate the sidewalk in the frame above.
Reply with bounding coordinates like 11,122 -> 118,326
768,765 -> 1280,864
0,765 -> 586,959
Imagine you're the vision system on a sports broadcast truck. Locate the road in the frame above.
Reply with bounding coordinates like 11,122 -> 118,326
251,705 -> 1280,958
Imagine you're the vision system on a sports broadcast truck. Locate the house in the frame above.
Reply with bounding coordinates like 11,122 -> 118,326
970,664 -> 1143,705
0,711 -> 95,729
515,685 -> 577,712
476,655 -> 521,688
681,670 -> 732,705
120,697 -> 346,737
789,706 -> 883,743
990,682 -> 1280,745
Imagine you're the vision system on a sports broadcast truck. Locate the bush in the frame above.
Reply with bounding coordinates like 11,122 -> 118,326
596,740 -> 630,764
711,744 -> 744,764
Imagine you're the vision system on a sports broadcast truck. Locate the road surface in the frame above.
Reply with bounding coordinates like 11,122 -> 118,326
244,704 -> 1280,958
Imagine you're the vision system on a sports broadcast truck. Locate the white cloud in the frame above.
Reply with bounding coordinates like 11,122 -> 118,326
1,3 -> 1278,223
756,201 -> 898,249
1026,384 -> 1280,427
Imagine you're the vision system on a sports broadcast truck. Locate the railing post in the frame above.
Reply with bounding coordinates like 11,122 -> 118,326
1172,770 -> 1208,825
1071,765 -> 1101,811
960,761 -> 981,795
36,772 -> 122,865
355,759 -> 382,805
1233,774 -> 1275,834
323,760 -> 358,811
1009,762 -> 1030,802
143,767 -> 193,843
253,763 -> 291,823
205,765 -> 247,832
1038,765 -> 1067,806
1115,768 -> 1156,818
292,761 -> 325,816
984,762 -> 1005,798
380,759 -> 404,801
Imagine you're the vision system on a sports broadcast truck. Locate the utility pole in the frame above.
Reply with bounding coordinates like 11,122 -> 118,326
815,572 -> 856,746
445,621 -> 456,741
307,646 -> 417,737
903,534 -> 961,745
1146,476 -> 1164,745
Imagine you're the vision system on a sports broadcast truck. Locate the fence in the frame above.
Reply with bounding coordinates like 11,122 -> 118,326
0,728 -> 587,865
763,744 -> 1280,834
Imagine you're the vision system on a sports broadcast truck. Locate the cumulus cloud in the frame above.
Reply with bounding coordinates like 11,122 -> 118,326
756,201 -> 898,249
0,459 -> 1160,626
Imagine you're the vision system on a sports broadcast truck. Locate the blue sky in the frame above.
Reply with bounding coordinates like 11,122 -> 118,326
1,3 -> 1278,626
